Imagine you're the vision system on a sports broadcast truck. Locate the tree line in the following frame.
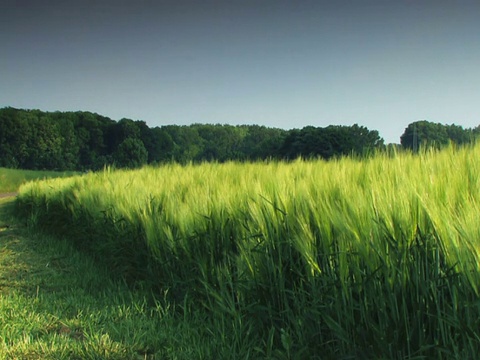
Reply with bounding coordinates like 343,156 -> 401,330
0,107 -> 477,171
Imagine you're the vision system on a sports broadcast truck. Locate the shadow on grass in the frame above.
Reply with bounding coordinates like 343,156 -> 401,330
0,197 -> 241,360
0,197 -> 16,226
0,197 -> 169,359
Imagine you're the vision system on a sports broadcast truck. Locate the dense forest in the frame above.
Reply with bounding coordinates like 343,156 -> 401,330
0,107 -> 478,171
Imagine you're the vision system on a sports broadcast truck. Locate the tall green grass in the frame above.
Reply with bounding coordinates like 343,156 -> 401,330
15,145 -> 480,358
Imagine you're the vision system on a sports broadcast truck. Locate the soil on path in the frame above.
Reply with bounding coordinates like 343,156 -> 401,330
0,192 -> 18,199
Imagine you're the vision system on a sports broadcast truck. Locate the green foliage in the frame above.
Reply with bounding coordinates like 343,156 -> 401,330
193,124 -> 246,161
1,107 -> 389,171
14,144 -> 480,358
239,125 -> 286,160
0,108 -> 30,168
162,125 -> 205,163
279,124 -> 384,159
3,107 -> 480,171
113,138 -> 148,169
401,120 -> 476,151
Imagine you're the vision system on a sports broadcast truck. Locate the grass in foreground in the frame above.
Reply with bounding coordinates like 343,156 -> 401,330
0,197 -> 266,360
14,144 -> 480,358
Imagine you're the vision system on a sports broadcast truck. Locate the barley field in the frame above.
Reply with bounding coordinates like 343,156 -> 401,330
15,145 -> 480,358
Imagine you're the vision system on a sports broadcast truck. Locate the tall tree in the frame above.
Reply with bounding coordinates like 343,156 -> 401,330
401,121 -> 455,151
278,125 -> 383,160
0,107 -> 30,168
240,125 -> 286,160
113,138 -> 148,168
194,124 -> 246,162
162,125 -> 204,163
446,124 -> 472,145
24,113 -> 64,169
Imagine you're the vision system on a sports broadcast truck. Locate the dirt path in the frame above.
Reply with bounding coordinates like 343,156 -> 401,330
0,192 -> 18,199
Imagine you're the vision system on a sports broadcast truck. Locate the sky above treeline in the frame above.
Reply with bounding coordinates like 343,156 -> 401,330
2,0 -> 480,144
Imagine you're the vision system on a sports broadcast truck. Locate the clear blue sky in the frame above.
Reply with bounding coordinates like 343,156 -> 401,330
2,0 -> 480,144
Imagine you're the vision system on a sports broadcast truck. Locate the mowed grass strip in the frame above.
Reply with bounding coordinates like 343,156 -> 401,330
0,167 -> 76,193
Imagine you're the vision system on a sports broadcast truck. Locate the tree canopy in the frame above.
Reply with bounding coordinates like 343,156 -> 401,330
400,121 -> 477,151
7,107 -> 476,171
